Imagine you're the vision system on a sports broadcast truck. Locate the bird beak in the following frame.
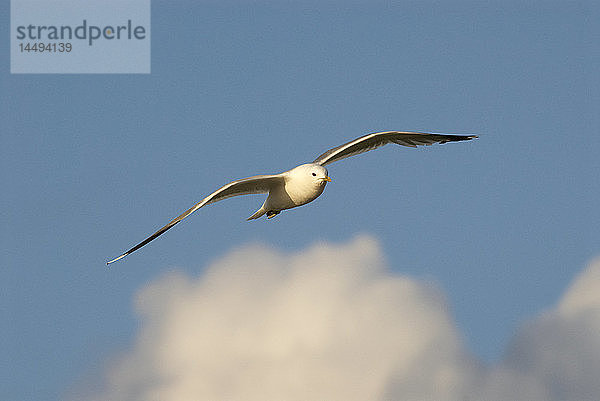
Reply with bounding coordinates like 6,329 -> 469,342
324,176 -> 332,182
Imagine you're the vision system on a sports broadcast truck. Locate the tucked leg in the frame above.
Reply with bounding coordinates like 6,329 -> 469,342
266,210 -> 280,219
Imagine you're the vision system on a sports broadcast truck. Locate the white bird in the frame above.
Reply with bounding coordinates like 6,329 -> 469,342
107,131 -> 477,264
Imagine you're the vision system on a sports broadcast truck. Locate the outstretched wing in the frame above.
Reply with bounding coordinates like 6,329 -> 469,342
107,174 -> 284,264
313,131 -> 477,167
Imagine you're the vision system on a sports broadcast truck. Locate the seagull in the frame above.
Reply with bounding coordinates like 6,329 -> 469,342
107,131 -> 477,264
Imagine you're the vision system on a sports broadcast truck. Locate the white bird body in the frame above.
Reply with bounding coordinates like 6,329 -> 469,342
248,164 -> 330,220
107,131 -> 477,264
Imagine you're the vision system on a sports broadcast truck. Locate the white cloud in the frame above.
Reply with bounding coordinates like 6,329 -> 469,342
79,239 -> 600,401
486,257 -> 600,401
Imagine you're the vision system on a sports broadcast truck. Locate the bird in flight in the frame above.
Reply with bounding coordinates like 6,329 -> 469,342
107,131 -> 477,264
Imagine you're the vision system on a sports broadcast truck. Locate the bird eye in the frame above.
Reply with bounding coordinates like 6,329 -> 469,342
312,172 -> 316,176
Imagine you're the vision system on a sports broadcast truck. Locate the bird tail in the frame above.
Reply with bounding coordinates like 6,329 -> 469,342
247,206 -> 266,220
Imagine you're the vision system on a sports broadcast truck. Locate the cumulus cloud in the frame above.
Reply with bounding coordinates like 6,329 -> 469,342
487,258 -> 600,401
79,238 -> 600,401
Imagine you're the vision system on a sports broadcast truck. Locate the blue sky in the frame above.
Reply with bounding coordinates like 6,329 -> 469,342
2,1 -> 599,400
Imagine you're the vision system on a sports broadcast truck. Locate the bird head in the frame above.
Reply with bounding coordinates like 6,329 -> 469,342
290,163 -> 331,186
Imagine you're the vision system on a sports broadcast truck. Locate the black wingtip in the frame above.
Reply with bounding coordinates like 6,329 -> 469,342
450,134 -> 478,142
